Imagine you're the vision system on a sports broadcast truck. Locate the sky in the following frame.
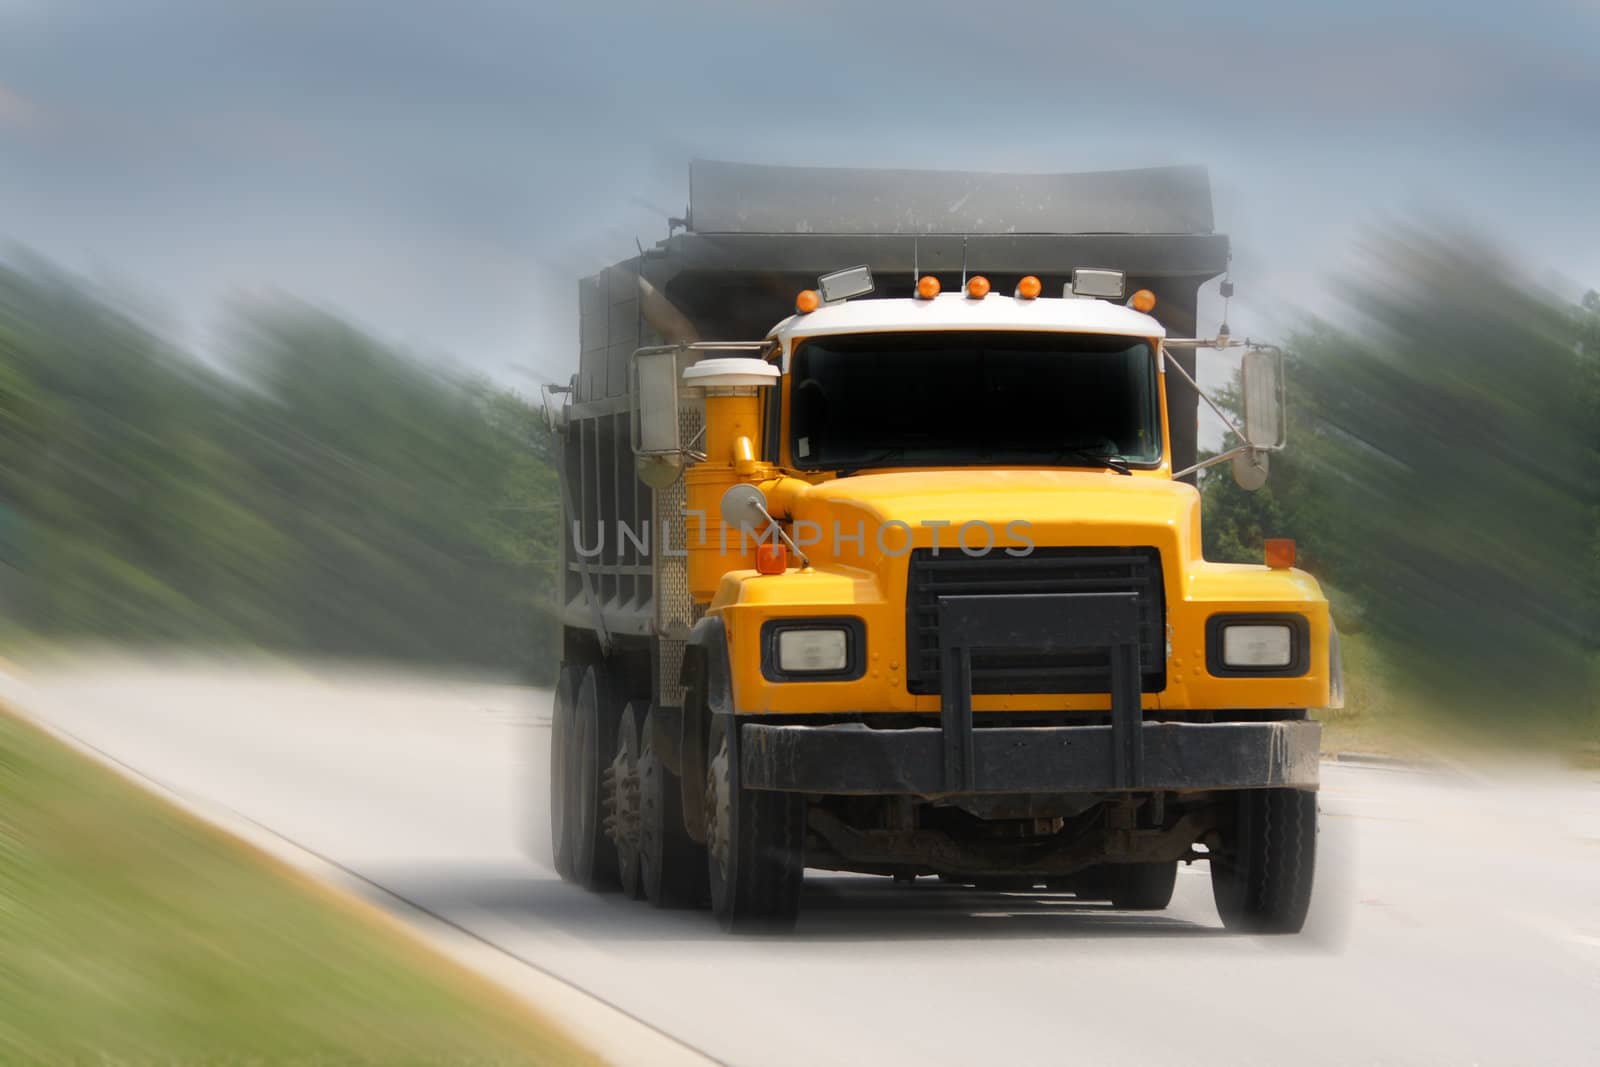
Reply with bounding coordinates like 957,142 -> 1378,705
3,0 -> 1598,397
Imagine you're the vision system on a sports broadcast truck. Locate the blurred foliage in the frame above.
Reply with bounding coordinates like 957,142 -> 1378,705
1202,228 -> 1599,739
0,260 -> 560,680
0,705 -> 598,1064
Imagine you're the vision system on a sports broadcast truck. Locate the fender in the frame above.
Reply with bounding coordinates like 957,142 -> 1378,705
679,614 -> 733,842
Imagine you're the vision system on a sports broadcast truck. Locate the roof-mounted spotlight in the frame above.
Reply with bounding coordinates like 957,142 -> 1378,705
1069,268 -> 1126,299
817,264 -> 874,303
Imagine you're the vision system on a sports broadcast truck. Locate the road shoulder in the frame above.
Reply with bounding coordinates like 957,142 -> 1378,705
0,670 -> 716,1067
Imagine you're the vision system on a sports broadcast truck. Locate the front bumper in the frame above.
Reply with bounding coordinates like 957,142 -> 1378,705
740,588 -> 1320,798
741,719 -> 1321,797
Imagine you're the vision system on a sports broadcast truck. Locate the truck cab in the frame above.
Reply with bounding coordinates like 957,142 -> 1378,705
546,162 -> 1336,933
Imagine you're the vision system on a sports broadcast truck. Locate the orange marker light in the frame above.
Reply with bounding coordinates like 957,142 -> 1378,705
755,542 -> 788,575
795,289 -> 820,314
1015,275 -> 1042,300
916,275 -> 941,299
1264,538 -> 1296,569
1130,289 -> 1157,313
966,275 -> 991,299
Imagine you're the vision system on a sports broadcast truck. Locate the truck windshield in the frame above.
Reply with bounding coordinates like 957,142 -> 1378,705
788,330 -> 1161,472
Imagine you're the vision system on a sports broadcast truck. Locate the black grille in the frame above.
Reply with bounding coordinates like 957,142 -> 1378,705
905,547 -> 1166,695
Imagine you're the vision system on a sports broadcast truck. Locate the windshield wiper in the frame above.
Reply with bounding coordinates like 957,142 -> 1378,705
1051,449 -> 1133,475
832,447 -> 1132,477
835,448 -> 907,478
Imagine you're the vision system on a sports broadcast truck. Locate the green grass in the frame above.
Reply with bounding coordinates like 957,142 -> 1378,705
1319,635 -> 1600,765
0,706 -> 600,1067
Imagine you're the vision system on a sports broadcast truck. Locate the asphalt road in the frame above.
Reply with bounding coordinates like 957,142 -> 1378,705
10,659 -> 1599,1066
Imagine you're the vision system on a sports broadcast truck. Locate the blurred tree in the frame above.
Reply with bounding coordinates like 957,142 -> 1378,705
1202,230 -> 1598,734
0,262 -> 562,681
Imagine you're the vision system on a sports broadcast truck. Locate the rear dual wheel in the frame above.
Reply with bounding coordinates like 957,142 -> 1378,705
548,666 -> 578,881
609,703 -> 645,900
639,707 -> 708,908
570,665 -> 619,890
558,669 -> 806,930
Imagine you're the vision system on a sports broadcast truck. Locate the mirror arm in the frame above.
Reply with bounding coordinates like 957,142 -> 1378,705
1160,343 -> 1258,450
1172,443 -> 1251,481
756,505 -> 810,569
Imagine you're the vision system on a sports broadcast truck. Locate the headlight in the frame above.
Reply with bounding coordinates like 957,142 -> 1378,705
1222,624 -> 1293,668
761,619 -> 865,681
1205,614 -> 1310,677
778,629 -> 849,672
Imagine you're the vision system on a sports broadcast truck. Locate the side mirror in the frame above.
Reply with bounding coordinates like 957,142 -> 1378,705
632,348 -> 684,488
1164,340 -> 1287,491
539,380 -> 572,436
720,483 -> 770,534
1241,347 -> 1285,450
1231,450 -> 1270,491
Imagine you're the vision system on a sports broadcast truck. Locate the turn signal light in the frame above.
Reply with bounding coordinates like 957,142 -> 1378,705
1129,289 -> 1157,313
795,289 -> 820,314
966,275 -> 991,299
916,275 -> 941,299
1264,538 -> 1296,569
756,542 -> 788,575
1015,275 -> 1042,300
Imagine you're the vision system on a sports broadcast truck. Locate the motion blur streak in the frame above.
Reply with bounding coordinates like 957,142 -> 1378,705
0,266 -> 561,680
5,225 -> 1595,744
1202,229 -> 1599,745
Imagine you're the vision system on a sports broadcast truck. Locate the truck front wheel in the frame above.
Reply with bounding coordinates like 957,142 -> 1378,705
1210,787 -> 1317,934
704,715 -> 803,932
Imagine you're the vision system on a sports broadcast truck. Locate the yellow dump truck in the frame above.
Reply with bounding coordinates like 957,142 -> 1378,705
544,161 -> 1340,932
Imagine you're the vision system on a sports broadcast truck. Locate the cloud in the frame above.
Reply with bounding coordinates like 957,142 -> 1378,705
0,0 -> 1596,380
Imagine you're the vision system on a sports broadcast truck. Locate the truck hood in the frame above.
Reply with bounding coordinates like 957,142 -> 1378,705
786,468 -> 1202,565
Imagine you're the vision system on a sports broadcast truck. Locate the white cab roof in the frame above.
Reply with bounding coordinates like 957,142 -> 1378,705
771,293 -> 1165,349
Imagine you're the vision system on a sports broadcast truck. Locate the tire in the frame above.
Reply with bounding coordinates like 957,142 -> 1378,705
1210,787 -> 1317,934
548,665 -> 578,881
639,707 -> 708,909
1105,862 -> 1178,910
1070,865 -> 1114,901
610,703 -> 644,900
705,715 -> 804,933
572,666 -> 620,891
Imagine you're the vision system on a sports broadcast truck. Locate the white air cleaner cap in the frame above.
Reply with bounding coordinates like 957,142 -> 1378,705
682,357 -> 780,389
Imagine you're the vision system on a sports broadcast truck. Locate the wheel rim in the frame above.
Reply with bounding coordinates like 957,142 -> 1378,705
609,708 -> 641,896
639,718 -> 661,888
